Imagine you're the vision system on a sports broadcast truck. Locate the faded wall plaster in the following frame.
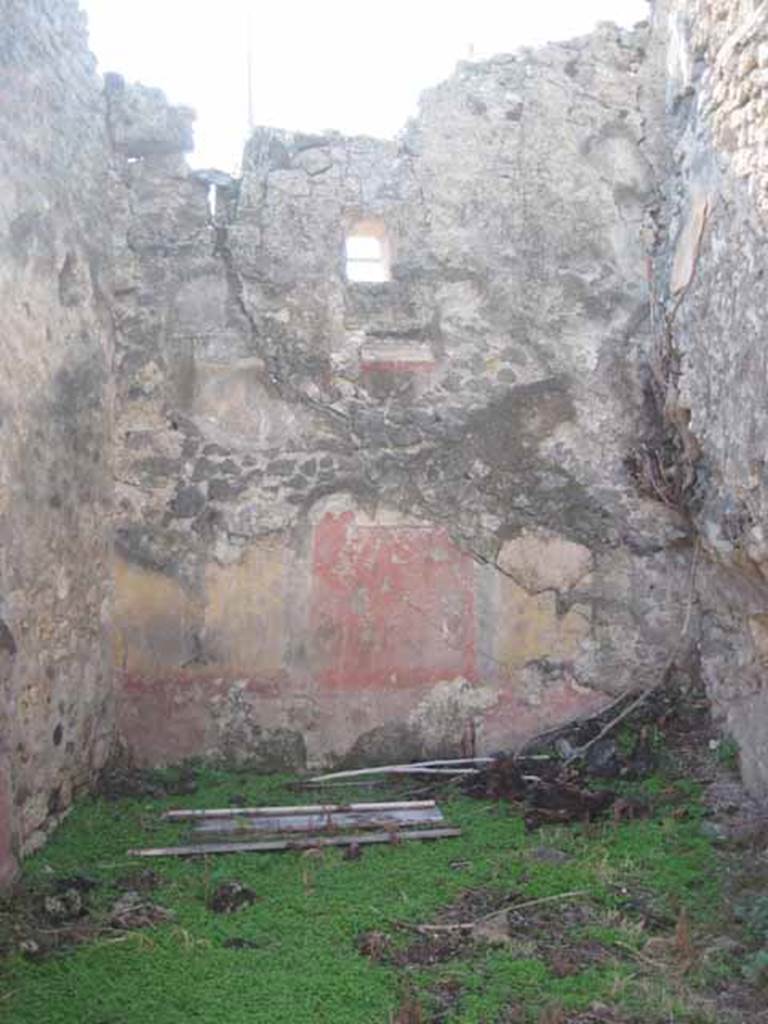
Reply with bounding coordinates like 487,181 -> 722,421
0,0 -> 116,879
652,0 -> 768,795
110,22 -> 696,770
6,0 -> 768,892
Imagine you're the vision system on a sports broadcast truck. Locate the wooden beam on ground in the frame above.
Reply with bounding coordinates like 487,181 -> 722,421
129,827 -> 462,858
191,806 -> 444,836
163,799 -> 437,821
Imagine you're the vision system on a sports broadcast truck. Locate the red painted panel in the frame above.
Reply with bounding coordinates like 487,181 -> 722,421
481,676 -> 608,753
311,512 -> 476,690
360,361 -> 436,373
118,670 -> 285,766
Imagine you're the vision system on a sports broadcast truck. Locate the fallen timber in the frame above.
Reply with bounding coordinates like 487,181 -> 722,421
190,805 -> 444,836
163,799 -> 437,821
129,827 -> 463,858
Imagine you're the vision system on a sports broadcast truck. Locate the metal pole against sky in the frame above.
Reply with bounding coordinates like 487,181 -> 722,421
246,5 -> 254,132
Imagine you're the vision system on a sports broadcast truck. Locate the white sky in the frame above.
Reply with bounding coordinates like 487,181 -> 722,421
81,0 -> 650,172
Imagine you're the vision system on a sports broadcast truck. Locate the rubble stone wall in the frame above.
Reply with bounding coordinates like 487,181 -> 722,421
0,0 -> 116,882
654,0 -> 768,795
111,24 -> 696,771
6,0 -> 768,893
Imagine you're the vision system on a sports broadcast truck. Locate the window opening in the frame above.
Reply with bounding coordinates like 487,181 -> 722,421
345,222 -> 391,282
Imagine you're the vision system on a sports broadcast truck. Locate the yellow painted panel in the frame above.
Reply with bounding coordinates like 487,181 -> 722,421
204,541 -> 285,673
494,575 -> 590,670
113,557 -> 199,671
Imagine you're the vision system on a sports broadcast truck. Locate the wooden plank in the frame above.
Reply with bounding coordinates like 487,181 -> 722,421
191,806 -> 444,836
163,799 -> 437,821
309,760 -> 493,783
129,827 -> 462,858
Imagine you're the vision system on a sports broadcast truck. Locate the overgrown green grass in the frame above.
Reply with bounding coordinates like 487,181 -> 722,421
0,770 -> 732,1023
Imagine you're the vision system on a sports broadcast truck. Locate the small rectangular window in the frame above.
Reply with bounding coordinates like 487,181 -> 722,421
346,237 -> 382,261
345,221 -> 391,282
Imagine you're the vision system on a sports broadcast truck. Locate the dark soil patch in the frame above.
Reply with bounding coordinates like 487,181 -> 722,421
222,937 -> 262,950
436,887 -> 521,924
544,939 -> 611,978
609,884 -> 676,932
0,878 -> 115,961
52,874 -> 99,895
17,922 -> 106,962
554,1008 -> 632,1023
114,868 -> 163,893
711,978 -> 768,1023
391,932 -> 470,968
356,930 -> 390,961
392,986 -> 424,1024
505,900 -> 615,976
1,868 -> 175,962
428,977 -> 465,1023
109,891 -> 174,929
208,881 -> 258,915
1,875 -> 99,958
357,928 -> 471,968
41,887 -> 89,924
507,902 -> 595,935
96,761 -> 198,800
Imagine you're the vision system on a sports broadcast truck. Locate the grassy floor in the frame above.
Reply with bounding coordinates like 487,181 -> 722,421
0,768 -> 747,1023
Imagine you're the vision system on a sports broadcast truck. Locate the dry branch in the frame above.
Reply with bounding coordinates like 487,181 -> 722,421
400,890 -> 590,934
308,759 -> 493,783
563,687 -> 661,764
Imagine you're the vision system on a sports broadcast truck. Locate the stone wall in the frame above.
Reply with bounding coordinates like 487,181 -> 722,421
0,0 -> 116,881
111,24 -> 696,771
653,0 -> 768,795
4,0 -> 768,892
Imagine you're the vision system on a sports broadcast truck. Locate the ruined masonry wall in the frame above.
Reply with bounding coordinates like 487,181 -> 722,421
657,0 -> 768,795
111,24 -> 696,772
4,0 -> 768,893
0,0 -> 116,883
